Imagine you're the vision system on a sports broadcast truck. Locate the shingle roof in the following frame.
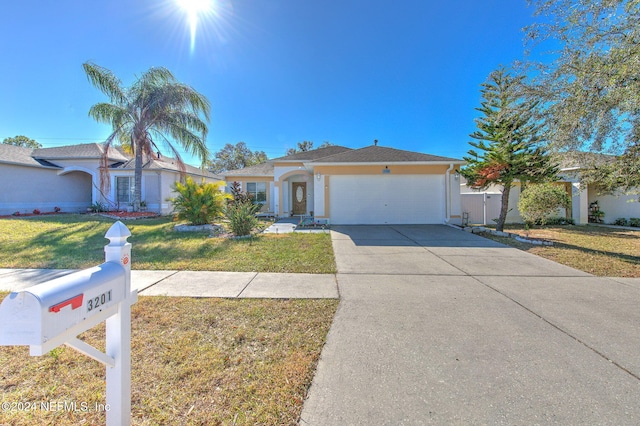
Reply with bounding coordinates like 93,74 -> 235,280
115,156 -> 220,179
223,162 -> 274,177
0,144 -> 60,168
270,145 -> 353,161
310,145 -> 463,163
32,143 -> 129,162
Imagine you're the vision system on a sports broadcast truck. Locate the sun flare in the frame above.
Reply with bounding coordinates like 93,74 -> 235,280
176,0 -> 214,53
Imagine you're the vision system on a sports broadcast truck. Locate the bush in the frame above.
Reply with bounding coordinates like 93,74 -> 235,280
225,202 -> 261,236
613,218 -> 628,226
229,181 -> 254,205
169,178 -> 230,225
89,202 -> 107,213
518,183 -> 571,226
630,218 -> 640,227
224,182 -> 262,236
32,209 -> 41,215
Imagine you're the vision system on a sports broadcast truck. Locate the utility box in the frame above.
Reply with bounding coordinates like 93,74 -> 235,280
0,262 -> 126,350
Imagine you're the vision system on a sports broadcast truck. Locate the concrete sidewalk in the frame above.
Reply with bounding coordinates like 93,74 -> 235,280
0,268 -> 339,299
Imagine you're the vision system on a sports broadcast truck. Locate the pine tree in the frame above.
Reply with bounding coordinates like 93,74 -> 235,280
462,68 -> 558,232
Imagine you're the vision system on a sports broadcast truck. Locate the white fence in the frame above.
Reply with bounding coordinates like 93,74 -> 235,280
460,193 -> 502,225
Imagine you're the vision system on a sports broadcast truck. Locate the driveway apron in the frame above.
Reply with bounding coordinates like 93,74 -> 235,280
300,225 -> 640,425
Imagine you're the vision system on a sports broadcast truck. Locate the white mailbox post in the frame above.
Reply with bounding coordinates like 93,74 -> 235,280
0,221 -> 137,426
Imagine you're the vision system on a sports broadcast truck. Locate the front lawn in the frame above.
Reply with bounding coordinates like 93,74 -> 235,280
0,294 -> 339,425
0,215 -> 336,273
480,225 -> 640,277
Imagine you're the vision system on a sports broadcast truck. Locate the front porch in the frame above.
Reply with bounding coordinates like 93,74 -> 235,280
275,170 -> 318,218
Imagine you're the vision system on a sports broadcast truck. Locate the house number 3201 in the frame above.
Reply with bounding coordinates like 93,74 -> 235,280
87,290 -> 113,312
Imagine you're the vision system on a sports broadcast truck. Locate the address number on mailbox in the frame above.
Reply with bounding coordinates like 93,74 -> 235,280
87,290 -> 113,313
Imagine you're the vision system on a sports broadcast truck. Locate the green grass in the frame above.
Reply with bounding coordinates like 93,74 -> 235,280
0,294 -> 339,425
480,225 -> 640,277
0,215 -> 336,273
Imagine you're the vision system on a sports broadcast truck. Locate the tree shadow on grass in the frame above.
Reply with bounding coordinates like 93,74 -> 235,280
0,217 -> 111,268
549,241 -> 640,266
0,215 -> 231,270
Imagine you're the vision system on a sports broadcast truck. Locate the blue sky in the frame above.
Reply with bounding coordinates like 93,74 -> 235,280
1,0 -> 538,164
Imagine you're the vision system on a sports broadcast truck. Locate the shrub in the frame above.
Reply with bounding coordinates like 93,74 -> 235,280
228,181 -> 254,205
225,201 -> 261,236
224,182 -> 262,236
32,209 -> 41,215
169,178 -> 230,225
89,202 -> 107,213
518,183 -> 571,226
54,206 -> 61,213
630,218 -> 640,227
613,218 -> 628,226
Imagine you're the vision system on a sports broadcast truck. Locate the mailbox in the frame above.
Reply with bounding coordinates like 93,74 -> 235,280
0,262 -> 126,353
0,221 -> 135,426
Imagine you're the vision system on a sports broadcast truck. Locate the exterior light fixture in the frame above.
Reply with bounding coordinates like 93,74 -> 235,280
316,172 -> 321,181
454,170 -> 460,180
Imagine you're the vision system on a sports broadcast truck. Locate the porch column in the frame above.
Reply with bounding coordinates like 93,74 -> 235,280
274,182 -> 281,217
572,182 -> 589,225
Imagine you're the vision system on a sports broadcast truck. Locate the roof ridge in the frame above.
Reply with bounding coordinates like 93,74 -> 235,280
309,144 -> 463,163
271,145 -> 353,161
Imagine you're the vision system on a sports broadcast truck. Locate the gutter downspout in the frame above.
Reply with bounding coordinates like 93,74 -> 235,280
156,171 -> 162,214
444,163 -> 454,223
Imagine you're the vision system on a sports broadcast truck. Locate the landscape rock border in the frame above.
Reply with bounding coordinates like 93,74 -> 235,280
174,223 -> 219,232
464,226 -> 553,246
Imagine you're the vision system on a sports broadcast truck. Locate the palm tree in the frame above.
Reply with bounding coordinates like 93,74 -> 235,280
83,62 -> 211,211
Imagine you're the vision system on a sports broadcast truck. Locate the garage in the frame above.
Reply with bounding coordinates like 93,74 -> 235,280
329,174 -> 445,224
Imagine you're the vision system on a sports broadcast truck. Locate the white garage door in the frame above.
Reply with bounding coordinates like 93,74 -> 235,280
330,175 -> 445,224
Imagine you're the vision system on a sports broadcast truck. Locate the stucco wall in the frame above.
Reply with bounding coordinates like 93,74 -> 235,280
0,164 -> 92,215
588,188 -> 640,223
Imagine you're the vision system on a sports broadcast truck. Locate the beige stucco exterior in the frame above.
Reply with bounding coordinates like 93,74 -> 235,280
226,161 -> 463,224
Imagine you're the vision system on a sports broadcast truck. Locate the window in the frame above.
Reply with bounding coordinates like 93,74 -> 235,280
116,176 -> 135,204
246,182 -> 267,203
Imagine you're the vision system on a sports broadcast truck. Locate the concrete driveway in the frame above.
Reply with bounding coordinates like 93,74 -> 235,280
300,225 -> 640,425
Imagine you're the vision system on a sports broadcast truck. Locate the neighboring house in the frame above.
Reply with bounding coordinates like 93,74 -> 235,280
559,153 -> 639,224
460,152 -> 639,225
223,144 -> 465,225
0,143 -> 219,215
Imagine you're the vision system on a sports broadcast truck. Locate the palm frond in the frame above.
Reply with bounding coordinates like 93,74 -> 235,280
83,62 -> 126,105
158,120 -> 209,163
153,132 -> 188,178
88,103 -> 129,126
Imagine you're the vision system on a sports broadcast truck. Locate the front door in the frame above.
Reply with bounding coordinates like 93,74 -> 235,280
292,182 -> 307,215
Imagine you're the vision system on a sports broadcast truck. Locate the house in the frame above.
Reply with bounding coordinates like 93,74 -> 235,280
459,152 -> 640,225
559,153 -> 639,224
0,143 -> 219,215
223,144 -> 465,225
